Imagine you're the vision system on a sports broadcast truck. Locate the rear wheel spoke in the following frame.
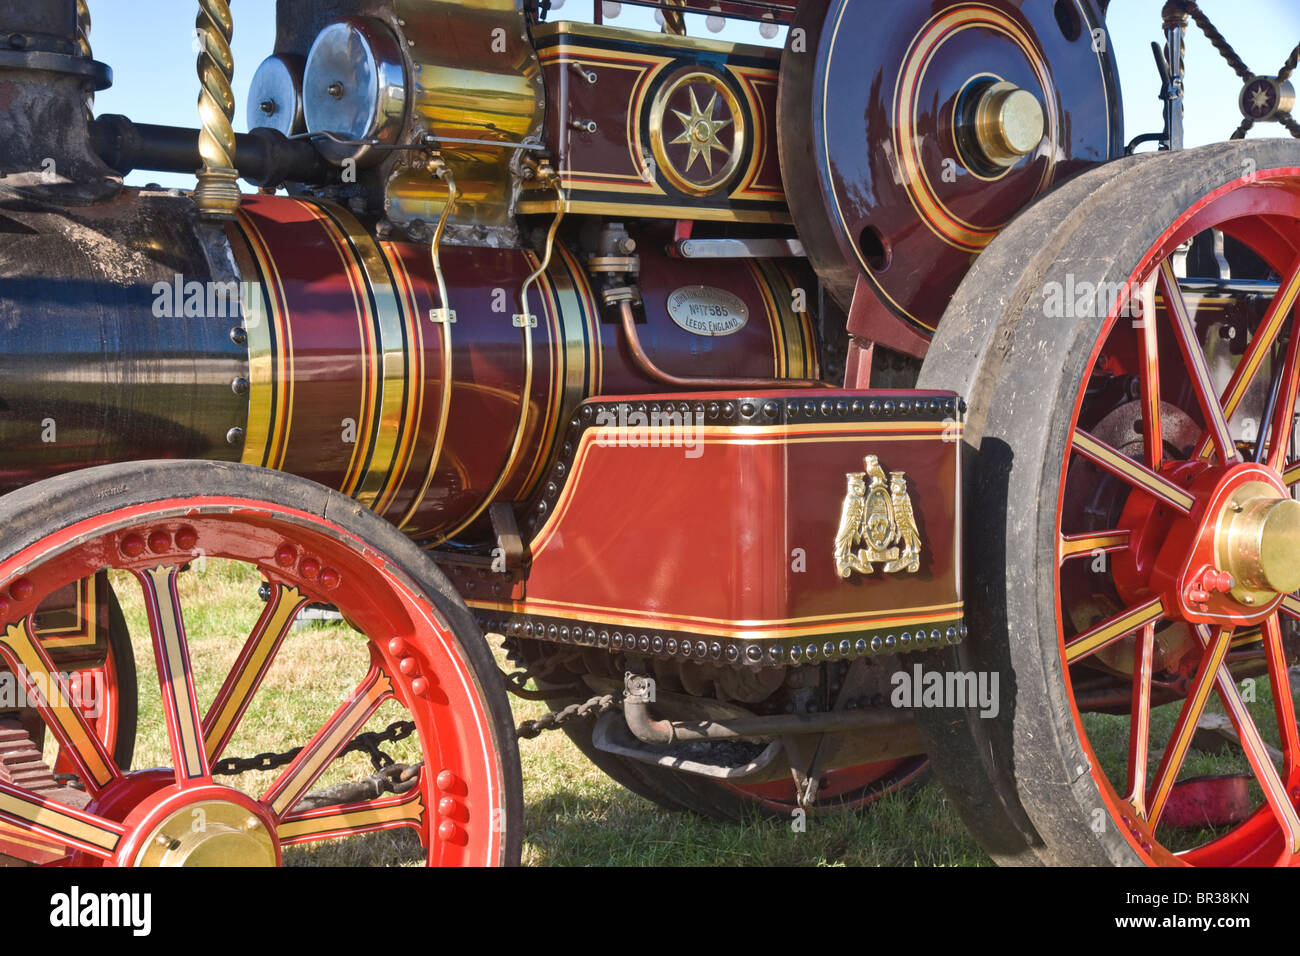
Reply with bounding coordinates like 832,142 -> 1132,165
1148,626 -> 1233,826
1194,253 -> 1300,462
1202,623 -> 1300,859
1071,430 -> 1195,514
1137,275 -> 1163,470
1059,530 -> 1131,566
1159,262 -> 1236,463
1263,614 -> 1300,778
1126,623 -> 1156,815
1065,597 -> 1165,664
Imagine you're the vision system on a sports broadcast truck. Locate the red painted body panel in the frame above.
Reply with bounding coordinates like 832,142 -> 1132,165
451,390 -> 965,666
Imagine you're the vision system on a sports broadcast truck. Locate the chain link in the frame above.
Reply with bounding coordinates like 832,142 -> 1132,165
516,693 -> 620,739
211,718 -> 416,777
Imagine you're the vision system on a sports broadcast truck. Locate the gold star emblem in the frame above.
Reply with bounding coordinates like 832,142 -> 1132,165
1251,86 -> 1272,111
669,86 -> 733,175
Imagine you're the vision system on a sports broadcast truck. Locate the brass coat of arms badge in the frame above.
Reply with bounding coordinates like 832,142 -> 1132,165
834,456 -> 922,578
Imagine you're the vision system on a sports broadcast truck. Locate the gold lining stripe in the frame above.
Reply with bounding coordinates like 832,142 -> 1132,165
1072,430 -> 1195,512
726,65 -> 783,201
139,566 -> 207,780
36,577 -> 98,648
278,786 -> 424,843
530,422 -> 958,557
470,595 -> 962,636
0,784 -> 122,856
1064,597 -> 1164,663
1058,530 -> 1130,563
235,210 -> 294,468
305,202 -> 405,507
265,669 -> 392,816
1284,462 -> 1300,486
517,198 -> 790,223
203,585 -> 309,759
374,241 -> 428,517
0,619 -> 116,789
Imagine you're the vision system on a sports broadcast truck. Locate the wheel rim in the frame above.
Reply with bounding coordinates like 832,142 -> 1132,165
1057,166 -> 1300,865
0,493 -> 507,866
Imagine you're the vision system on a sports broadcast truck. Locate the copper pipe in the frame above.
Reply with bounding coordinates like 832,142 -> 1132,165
616,300 -> 832,390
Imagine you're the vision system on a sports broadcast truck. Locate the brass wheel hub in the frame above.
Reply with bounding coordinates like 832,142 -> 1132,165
971,80 -> 1045,167
1215,481 -> 1300,605
133,798 -> 277,867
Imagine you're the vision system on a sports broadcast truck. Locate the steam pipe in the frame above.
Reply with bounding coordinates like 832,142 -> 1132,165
89,115 -> 333,188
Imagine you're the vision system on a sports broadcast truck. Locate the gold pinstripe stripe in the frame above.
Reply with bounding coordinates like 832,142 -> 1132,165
235,211 -> 294,469
278,787 -> 424,843
203,585 -> 309,758
0,785 -> 121,855
140,566 -> 206,780
1059,531 -> 1130,563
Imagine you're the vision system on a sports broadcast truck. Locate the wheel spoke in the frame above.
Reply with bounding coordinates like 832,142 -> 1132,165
1137,275 -> 1163,470
1194,253 -> 1300,462
1064,596 -> 1165,664
1071,430 -> 1195,513
1158,262 -> 1236,463
1263,613 -> 1300,778
1059,530 -> 1131,566
1283,461 -> 1300,485
136,565 -> 209,782
1148,625 -> 1233,825
1283,594 -> 1300,622
203,583 -> 310,762
0,780 -> 124,860
263,665 -> 394,817
1126,623 -> 1156,814
277,782 -> 425,846
0,618 -> 118,793
1265,310 -> 1300,471
1200,623 -> 1300,859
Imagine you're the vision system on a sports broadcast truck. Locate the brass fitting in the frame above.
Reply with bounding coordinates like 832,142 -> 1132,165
76,0 -> 93,121
194,0 -> 241,219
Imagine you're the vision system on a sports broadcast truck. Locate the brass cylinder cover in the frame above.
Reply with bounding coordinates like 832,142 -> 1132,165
1217,487 -> 1300,597
972,81 -> 1045,167
134,800 -> 276,867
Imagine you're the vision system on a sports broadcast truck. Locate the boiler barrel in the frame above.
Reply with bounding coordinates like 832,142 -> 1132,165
0,189 -> 819,543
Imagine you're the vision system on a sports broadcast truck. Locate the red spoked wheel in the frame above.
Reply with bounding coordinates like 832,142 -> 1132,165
918,139 -> 1300,865
0,461 -> 521,867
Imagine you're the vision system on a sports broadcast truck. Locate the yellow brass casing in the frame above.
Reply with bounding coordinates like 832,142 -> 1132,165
972,81 -> 1045,168
134,800 -> 276,867
1216,482 -> 1300,603
385,0 -> 543,235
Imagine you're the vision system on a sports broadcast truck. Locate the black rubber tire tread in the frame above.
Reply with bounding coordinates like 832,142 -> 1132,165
0,460 -> 524,866
915,140 -> 1300,866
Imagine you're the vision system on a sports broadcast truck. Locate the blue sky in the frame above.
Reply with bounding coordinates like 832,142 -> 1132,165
87,0 -> 1300,188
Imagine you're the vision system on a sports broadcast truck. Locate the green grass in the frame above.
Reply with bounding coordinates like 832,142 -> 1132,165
90,560 -> 1289,866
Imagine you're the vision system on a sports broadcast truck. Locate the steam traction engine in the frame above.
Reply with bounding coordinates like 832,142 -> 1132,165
1,0 -> 1299,867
